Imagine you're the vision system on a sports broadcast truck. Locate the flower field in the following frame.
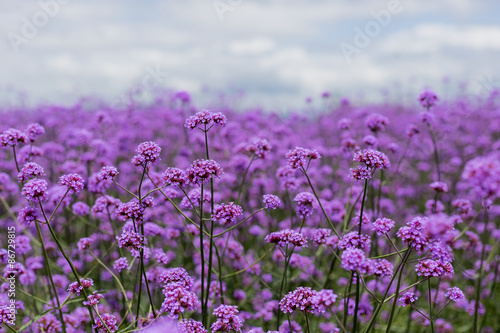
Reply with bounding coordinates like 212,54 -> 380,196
1,90 -> 500,332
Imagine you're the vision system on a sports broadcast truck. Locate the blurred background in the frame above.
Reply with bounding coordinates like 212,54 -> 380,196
1,0 -> 500,109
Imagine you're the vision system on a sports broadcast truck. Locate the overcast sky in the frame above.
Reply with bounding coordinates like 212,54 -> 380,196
1,0 -> 500,110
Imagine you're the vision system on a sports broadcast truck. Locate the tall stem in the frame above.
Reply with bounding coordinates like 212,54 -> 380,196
34,220 -> 67,333
426,123 -> 441,181
236,155 -> 255,204
303,169 -> 340,238
428,279 -> 435,333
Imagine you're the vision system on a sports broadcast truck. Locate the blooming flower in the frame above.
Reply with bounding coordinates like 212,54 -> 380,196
163,167 -> 188,186
184,109 -> 227,130
265,230 -> 307,248
353,149 -> 390,170
83,291 -> 103,307
185,159 -> 223,185
212,202 -> 243,227
340,248 -> 372,275
161,282 -> 199,317
415,259 -> 454,278
98,166 -> 119,181
280,287 -> 318,313
338,232 -> 371,252
93,313 -> 118,333
18,162 -> 45,182
372,217 -> 395,235
285,147 -> 321,170
418,89 -> 439,109
131,141 -> 161,167
293,192 -> 317,217
312,289 -> 338,313
22,178 -> 49,202
430,181 -> 448,193
178,319 -> 207,333
113,257 -> 129,272
398,292 -> 418,307
263,194 -> 281,211
0,128 -> 28,147
210,305 -> 242,333
58,173 -> 85,194
25,123 -> 45,142
445,287 -> 465,302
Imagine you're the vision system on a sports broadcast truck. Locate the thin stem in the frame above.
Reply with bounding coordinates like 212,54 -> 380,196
12,146 -> 20,173
426,123 -> 441,181
302,168 -> 340,238
385,251 -> 410,333
428,279 -> 435,333
236,154 -> 255,204
200,183 -> 206,326
34,220 -> 67,333
305,312 -> 311,333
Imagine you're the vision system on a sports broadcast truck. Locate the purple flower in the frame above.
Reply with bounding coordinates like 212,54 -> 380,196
163,167 -> 188,186
430,181 -> 448,193
244,138 -> 272,159
116,230 -> 146,251
178,319 -> 207,333
212,202 -> 243,227
340,248 -> 372,275
91,195 -> 122,217
312,289 -> 338,313
18,206 -> 38,225
397,217 -> 429,253
418,89 -> 439,109
349,165 -> 372,181
312,228 -> 331,245
286,147 -> 321,170
263,194 -> 281,211
372,259 -> 393,277
211,305 -> 242,333
184,109 -> 227,130
185,159 -> 223,185
93,313 -> 118,333
25,123 -> 45,142
72,201 -> 90,216
161,283 -> 199,317
265,229 -> 307,248
338,232 -> 371,252
22,178 -> 49,202
372,217 -> 395,235
67,278 -> 93,295
158,267 -> 194,289
365,113 -> 389,133
18,162 -> 45,182
113,257 -> 129,272
83,291 -> 103,307
77,237 -> 92,250
415,259 -> 454,278
398,292 -> 418,307
0,128 -> 28,148
98,166 -> 119,181
115,199 -> 147,223
293,192 -> 317,217
280,287 -> 318,313
32,313 -> 62,333
445,287 -> 465,302
353,149 -> 390,170
132,141 -> 161,167
58,173 -> 85,194
180,188 -> 211,209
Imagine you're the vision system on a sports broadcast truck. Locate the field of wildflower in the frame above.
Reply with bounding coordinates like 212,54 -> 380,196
0,89 -> 499,333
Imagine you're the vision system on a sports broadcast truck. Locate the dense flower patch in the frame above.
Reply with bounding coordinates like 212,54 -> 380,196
0,90 -> 499,332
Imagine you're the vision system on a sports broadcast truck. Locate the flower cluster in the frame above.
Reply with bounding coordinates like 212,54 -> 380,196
210,305 -> 243,333
293,192 -> 317,217
262,194 -> 281,211
131,141 -> 161,167
285,147 -> 321,169
265,229 -> 307,248
184,109 -> 227,130
185,159 -> 223,185
212,202 -> 244,227
18,162 -> 45,182
58,173 -> 85,194
353,149 -> 390,170
415,259 -> 454,278
398,292 -> 418,307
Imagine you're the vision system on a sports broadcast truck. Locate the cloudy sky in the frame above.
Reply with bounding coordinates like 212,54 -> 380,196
1,0 -> 500,109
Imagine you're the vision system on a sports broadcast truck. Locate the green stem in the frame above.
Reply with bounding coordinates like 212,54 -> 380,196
426,123 -> 441,181
302,168 -> 340,238
12,146 -> 20,173
34,220 -> 67,333
428,279 -> 435,333
385,252 -> 410,333
236,155 -> 255,204
305,312 -> 311,333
